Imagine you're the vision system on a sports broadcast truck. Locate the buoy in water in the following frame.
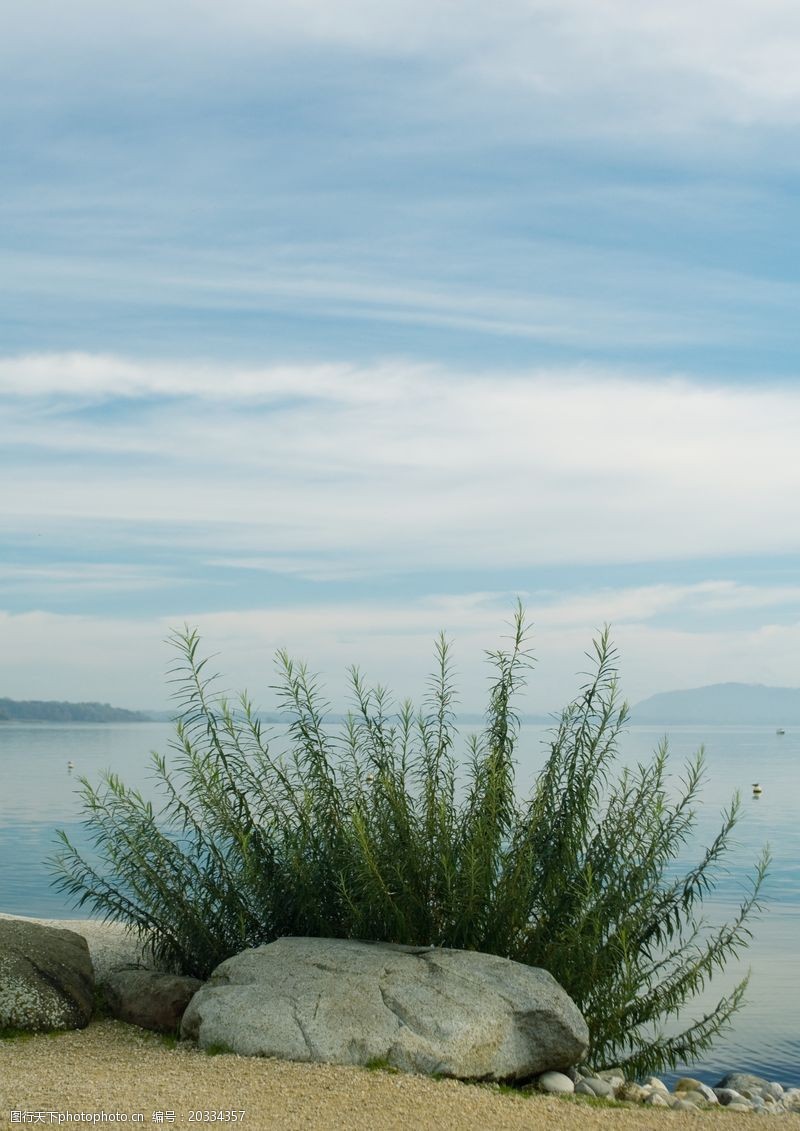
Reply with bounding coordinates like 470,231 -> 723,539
752,782 -> 762,795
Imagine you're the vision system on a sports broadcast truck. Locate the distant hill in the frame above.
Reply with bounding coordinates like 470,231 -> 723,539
0,698 -> 149,723
631,683 -> 800,725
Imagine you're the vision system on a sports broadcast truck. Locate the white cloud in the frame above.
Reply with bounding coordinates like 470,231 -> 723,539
526,582 -> 800,628
0,563 -> 171,594
476,0 -> 800,129
0,352 -> 385,404
2,586 -> 799,713
4,356 -> 799,710
2,355 -> 800,574
3,252 -> 720,353
6,1 -> 800,133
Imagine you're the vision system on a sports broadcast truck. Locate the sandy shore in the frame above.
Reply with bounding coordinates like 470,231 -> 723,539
2,1020 -> 799,1131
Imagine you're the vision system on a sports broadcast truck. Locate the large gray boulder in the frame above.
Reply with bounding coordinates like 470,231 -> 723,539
0,916 -> 94,1031
181,937 -> 588,1080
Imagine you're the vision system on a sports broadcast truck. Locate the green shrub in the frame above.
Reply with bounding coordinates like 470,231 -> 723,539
51,603 -> 768,1076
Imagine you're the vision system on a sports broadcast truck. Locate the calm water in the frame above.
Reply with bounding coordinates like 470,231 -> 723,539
0,719 -> 797,1085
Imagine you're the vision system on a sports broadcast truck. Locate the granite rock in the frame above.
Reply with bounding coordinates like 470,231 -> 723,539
182,936 -> 589,1080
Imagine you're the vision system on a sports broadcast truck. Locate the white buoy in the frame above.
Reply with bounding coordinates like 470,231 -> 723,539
67,760 -> 75,770
752,782 -> 762,795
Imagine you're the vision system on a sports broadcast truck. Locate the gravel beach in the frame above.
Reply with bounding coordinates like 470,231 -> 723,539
3,1020 -> 799,1131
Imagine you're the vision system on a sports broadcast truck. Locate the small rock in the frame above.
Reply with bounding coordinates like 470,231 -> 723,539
672,1098 -> 700,1111
715,1088 -> 747,1106
716,1071 -> 770,1095
680,1090 -> 710,1108
694,1083 -> 719,1104
783,1088 -> 800,1110
102,968 -> 203,1033
617,1082 -> 647,1103
763,1082 -> 784,1100
582,1077 -> 615,1098
596,1068 -> 624,1089
574,1080 -> 596,1096
726,1102 -> 755,1112
537,1071 -> 575,1095
644,1092 -> 669,1107
643,1075 -> 669,1093
675,1076 -> 705,1093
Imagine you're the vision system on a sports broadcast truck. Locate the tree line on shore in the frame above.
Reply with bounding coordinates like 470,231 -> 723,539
0,697 -> 148,723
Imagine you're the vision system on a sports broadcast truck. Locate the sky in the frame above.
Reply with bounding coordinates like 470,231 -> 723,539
3,0 -> 800,715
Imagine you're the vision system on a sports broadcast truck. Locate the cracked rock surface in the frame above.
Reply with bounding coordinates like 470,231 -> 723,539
180,937 -> 588,1080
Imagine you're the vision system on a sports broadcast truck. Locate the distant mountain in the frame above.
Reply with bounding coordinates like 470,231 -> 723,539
0,697 -> 149,723
631,683 -> 800,725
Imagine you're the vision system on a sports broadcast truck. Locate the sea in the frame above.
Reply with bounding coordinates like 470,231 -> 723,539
1,718 -> 797,1086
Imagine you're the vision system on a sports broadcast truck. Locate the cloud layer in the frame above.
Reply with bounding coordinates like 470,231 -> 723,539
8,0 -> 800,131
3,354 -> 800,574
2,353 -> 800,708
4,6 -> 800,710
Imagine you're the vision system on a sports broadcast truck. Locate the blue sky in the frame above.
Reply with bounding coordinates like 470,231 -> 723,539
3,0 -> 800,712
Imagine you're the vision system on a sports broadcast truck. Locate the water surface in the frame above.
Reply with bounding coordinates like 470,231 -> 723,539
1,719 -> 796,1085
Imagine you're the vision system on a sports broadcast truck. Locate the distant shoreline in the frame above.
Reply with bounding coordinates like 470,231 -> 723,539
0,697 -> 151,723
0,702 -> 554,726
0,709 -> 795,727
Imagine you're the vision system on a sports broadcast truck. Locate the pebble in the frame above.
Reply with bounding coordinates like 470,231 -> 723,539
717,1071 -> 771,1095
785,1088 -> 800,1110
536,1071 -> 575,1094
716,1088 -> 746,1105
643,1075 -> 670,1093
675,1076 -> 706,1092
582,1077 -> 614,1098
643,1092 -> 669,1106
616,1082 -> 647,1102
528,1062 -> 800,1115
596,1069 -> 625,1089
680,1090 -> 710,1107
695,1083 -> 719,1104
